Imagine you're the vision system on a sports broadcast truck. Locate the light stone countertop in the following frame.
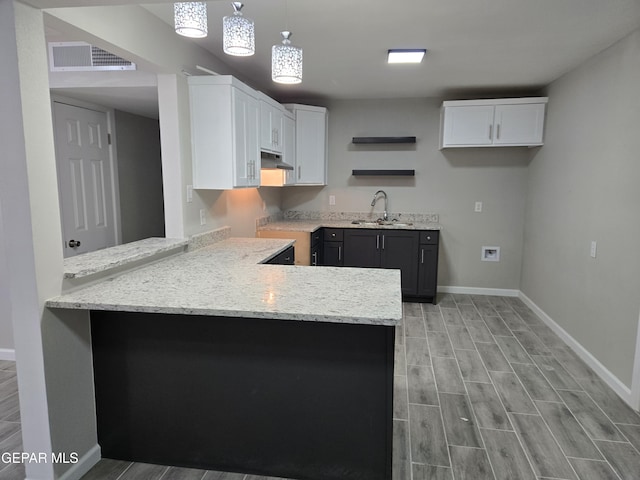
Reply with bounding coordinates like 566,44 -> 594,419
48,237 -> 402,327
63,237 -> 189,279
257,219 -> 442,233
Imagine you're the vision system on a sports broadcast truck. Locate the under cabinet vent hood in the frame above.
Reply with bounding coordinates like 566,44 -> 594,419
260,152 -> 294,170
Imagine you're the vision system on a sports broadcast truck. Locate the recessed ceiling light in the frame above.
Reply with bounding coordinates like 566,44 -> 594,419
387,49 -> 427,64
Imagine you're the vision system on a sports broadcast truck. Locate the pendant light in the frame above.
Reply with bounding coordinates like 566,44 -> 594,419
223,2 -> 255,56
174,2 -> 208,38
272,31 -> 303,84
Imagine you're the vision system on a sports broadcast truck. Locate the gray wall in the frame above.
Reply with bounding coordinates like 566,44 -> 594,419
282,98 -> 531,289
115,110 -> 165,243
521,30 -> 640,387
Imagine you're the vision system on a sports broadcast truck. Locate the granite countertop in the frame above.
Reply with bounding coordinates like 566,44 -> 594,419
47,237 -> 402,327
63,237 -> 189,279
257,219 -> 443,233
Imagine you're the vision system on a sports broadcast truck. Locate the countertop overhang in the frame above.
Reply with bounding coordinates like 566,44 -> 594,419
47,237 -> 402,327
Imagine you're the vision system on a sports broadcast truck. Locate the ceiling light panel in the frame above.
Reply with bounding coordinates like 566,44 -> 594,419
387,49 -> 426,64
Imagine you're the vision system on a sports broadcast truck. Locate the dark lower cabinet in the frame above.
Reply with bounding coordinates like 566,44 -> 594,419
340,228 -> 439,303
264,245 -> 295,265
310,229 -> 322,266
415,231 -> 439,303
91,311 -> 394,480
342,230 -> 379,267
343,230 -> 420,296
322,228 -> 344,266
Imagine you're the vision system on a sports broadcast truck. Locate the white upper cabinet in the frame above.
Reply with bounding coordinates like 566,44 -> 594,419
189,76 -> 260,189
259,94 -> 285,154
440,97 -> 548,148
282,112 -> 297,185
285,104 -> 328,185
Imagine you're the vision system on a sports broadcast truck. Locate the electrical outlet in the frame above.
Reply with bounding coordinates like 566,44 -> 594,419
481,246 -> 500,262
186,185 -> 193,203
590,241 -> 597,258
474,201 -> 483,213
200,209 -> 206,226
329,195 -> 336,206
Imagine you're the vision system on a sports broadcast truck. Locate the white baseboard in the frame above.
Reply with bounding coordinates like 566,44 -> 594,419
518,291 -> 637,410
438,285 -> 519,297
0,348 -> 15,361
55,444 -> 101,480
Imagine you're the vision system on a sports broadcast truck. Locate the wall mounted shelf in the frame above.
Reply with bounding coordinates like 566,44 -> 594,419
352,170 -> 415,176
351,136 -> 416,144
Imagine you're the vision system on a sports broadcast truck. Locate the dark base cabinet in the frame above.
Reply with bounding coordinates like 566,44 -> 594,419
343,230 -> 420,297
264,245 -> 295,265
322,228 -> 344,266
340,229 -> 438,302
91,311 -> 394,480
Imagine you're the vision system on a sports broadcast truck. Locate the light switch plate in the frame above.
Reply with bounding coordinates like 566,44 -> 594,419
475,201 -> 483,212
200,209 -> 206,226
329,195 -> 336,206
186,185 -> 193,203
590,241 -> 597,258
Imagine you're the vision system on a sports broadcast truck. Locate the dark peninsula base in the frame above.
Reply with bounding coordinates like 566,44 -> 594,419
90,311 -> 395,480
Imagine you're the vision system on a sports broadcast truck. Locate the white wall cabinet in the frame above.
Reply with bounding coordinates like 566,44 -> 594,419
259,95 -> 285,154
260,111 -> 296,187
189,76 -> 260,189
285,104 -> 328,185
441,97 -> 548,148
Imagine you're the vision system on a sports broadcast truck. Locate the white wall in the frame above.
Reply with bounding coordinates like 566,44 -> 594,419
283,98 -> 531,289
521,29 -> 640,388
1,2 -> 99,479
115,109 -> 165,243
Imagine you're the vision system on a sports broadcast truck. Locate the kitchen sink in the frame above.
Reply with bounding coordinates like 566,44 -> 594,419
351,220 -> 414,227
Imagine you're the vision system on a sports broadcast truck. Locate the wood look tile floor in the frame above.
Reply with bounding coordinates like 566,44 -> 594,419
2,295 -> 640,480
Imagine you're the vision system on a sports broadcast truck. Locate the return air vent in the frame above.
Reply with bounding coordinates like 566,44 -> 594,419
48,42 -> 136,72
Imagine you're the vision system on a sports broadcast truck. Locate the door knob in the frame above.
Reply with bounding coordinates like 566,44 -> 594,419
68,239 -> 81,248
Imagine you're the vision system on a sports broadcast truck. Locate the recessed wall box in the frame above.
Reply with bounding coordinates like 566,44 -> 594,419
481,246 -> 500,262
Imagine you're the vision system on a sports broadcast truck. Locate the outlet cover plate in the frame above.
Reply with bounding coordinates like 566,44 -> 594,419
481,246 -> 500,262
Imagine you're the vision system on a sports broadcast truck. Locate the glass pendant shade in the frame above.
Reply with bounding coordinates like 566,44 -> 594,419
174,2 -> 208,38
223,2 -> 255,56
272,31 -> 303,84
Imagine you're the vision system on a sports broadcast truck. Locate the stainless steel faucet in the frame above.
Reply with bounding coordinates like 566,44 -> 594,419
371,190 -> 388,221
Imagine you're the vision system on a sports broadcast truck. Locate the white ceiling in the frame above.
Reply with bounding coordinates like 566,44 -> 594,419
35,0 -> 640,111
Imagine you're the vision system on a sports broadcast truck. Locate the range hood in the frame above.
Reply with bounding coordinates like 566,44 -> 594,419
261,151 -> 294,171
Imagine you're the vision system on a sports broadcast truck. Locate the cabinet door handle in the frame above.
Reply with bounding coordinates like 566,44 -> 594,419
382,235 -> 385,250
489,124 -> 493,140
421,249 -> 424,264
312,252 -> 317,266
338,246 -> 342,261
496,123 -> 501,140
298,166 -> 301,180
376,235 -> 380,250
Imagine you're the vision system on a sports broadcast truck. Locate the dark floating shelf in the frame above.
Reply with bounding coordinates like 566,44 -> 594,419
352,169 -> 415,176
352,136 -> 416,144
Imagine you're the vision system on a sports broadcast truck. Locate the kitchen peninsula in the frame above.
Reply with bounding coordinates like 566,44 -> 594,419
46,233 -> 402,480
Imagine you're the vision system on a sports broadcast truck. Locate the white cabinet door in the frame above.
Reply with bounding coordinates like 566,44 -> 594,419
442,105 -> 495,146
260,101 -> 284,154
440,97 -> 548,148
295,108 -> 327,185
189,76 -> 260,189
283,114 -> 296,185
233,89 -> 260,187
493,103 -> 545,145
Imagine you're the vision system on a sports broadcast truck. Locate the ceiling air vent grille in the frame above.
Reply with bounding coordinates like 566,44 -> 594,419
48,42 -> 136,72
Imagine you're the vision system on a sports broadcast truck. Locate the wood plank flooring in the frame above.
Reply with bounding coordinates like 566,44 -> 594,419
1,294 -> 640,480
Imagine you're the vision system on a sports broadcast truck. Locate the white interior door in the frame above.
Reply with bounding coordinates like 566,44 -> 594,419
53,102 -> 116,257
